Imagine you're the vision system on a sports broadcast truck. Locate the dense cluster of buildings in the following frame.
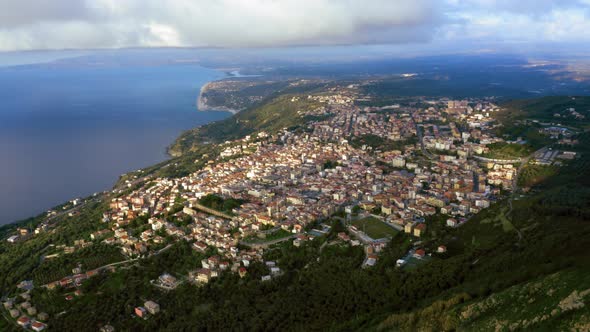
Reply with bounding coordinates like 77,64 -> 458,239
98,95 -> 517,281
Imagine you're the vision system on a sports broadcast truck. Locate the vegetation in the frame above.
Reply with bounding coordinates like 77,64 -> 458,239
243,229 -> 292,244
198,194 -> 243,215
500,96 -> 590,130
482,141 -> 533,159
350,134 -> 417,152
200,79 -> 292,111
170,88 -> 325,156
518,164 -> 559,187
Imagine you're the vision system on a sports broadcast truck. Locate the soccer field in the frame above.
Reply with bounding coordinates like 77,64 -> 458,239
352,216 -> 398,239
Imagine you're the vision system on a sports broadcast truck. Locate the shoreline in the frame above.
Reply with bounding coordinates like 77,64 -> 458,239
195,68 -> 260,115
196,81 -> 240,115
1,70 -> 234,228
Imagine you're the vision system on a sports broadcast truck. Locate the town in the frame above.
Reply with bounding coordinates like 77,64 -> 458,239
2,90 -> 580,331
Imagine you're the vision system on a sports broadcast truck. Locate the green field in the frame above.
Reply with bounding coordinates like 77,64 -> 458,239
243,228 -> 292,244
482,141 -> 534,159
352,216 -> 398,239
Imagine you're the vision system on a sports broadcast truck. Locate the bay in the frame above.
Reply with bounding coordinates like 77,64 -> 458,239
0,61 -> 229,224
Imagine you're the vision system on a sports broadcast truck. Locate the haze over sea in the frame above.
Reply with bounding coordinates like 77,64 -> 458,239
0,53 -> 230,225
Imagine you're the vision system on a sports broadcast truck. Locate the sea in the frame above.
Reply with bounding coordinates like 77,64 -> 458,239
0,53 -> 230,225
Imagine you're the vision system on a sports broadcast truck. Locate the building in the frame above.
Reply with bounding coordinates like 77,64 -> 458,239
404,223 -> 413,234
413,249 -> 426,259
413,223 -> 426,237
135,306 -> 147,318
144,301 -> 160,315
238,267 -> 247,278
446,218 -> 458,227
9,309 -> 20,318
158,273 -> 178,289
27,306 -> 37,316
37,312 -> 49,321
7,235 -> 19,243
31,321 -> 47,332
100,325 -> 116,332
17,316 -> 31,327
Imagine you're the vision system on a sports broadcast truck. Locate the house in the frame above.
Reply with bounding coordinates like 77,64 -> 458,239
135,307 -> 147,318
404,223 -> 413,234
90,229 -> 111,240
207,256 -> 220,268
196,268 -> 211,284
31,321 -> 47,332
413,223 -> 426,237
100,325 -> 116,332
337,232 -> 350,242
381,205 -> 393,215
270,267 -> 281,276
261,275 -> 271,282
3,298 -> 14,309
192,241 -> 207,252
46,281 -> 59,290
144,301 -> 160,315
9,309 -> 20,318
37,312 -> 49,321
158,273 -> 178,288
238,267 -> 247,278
27,306 -> 37,316
437,245 -> 447,253
7,235 -> 19,243
446,218 -> 457,227
17,316 -> 31,327
365,254 -> 378,267
413,249 -> 426,259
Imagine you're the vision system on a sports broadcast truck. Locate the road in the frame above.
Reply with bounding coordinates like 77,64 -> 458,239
44,196 -> 101,225
411,113 -> 435,160
506,146 -> 550,242
41,244 -> 173,288
239,235 -> 296,249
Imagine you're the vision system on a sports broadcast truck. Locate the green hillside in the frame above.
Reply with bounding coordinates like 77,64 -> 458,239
169,84 -> 326,156
1,95 -> 589,331
377,269 -> 590,331
499,96 -> 590,130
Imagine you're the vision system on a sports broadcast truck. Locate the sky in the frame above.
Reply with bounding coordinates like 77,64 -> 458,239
0,0 -> 588,52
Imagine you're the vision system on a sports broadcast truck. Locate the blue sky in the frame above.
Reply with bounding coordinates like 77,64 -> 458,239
0,0 -> 588,53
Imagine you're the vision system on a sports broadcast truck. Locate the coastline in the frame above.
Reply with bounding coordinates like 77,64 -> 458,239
0,66 -> 231,227
196,69 -> 260,115
196,81 -> 240,115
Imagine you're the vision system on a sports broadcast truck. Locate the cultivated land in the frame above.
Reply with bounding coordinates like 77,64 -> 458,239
0,74 -> 589,331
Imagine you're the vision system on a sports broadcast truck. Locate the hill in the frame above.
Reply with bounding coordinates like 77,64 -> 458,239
169,81 -> 327,156
1,94 -> 589,331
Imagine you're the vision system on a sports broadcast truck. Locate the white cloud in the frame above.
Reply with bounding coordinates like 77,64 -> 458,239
0,0 -> 588,52
440,4 -> 590,45
0,0 -> 442,51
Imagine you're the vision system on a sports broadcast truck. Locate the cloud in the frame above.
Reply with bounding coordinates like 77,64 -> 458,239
0,0 -> 95,28
0,0 -> 443,51
440,1 -> 590,46
447,0 -> 585,15
0,0 -> 588,52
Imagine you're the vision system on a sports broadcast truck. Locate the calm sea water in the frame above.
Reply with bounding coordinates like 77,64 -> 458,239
0,62 -> 229,224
